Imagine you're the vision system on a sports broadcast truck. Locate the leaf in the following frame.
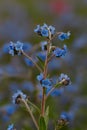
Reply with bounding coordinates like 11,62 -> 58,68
28,100 -> 40,114
36,56 -> 44,69
44,106 -> 49,127
55,83 -> 61,88
39,116 -> 46,130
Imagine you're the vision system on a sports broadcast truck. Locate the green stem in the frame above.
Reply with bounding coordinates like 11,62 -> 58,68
46,86 -> 55,99
46,80 -> 64,99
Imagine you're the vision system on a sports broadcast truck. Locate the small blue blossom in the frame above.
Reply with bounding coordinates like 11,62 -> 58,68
49,25 -> 55,35
41,79 -> 52,89
53,45 -> 67,57
34,25 -> 41,35
37,73 -> 52,89
9,41 -> 23,56
41,24 -> 49,37
41,41 -> 47,51
58,73 -> 71,86
37,73 -> 44,81
7,124 -> 14,130
15,41 -> 23,51
34,24 -> 55,37
12,90 -> 27,104
58,31 -> 71,41
60,112 -> 72,122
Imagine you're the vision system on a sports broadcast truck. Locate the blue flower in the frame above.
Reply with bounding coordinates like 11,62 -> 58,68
34,25 -> 41,35
60,112 -> 72,122
41,79 -> 52,89
34,24 -> 55,37
49,25 -> 55,35
41,24 -> 49,37
7,124 -> 14,130
15,41 -> 23,51
53,45 -> 67,57
37,73 -> 52,89
37,73 -> 44,81
12,90 -> 27,104
58,32 -> 71,41
9,41 -> 23,56
41,41 -> 47,51
58,73 -> 71,86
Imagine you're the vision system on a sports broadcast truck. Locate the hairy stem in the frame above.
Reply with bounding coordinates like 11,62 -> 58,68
22,50 -> 42,72
46,86 -> 55,99
21,99 -> 39,130
41,39 -> 51,116
46,79 -> 65,99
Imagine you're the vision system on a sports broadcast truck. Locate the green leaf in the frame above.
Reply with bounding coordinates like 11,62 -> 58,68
39,116 -> 46,130
44,106 -> 49,127
27,100 -> 40,113
36,56 -> 44,69
55,83 -> 61,88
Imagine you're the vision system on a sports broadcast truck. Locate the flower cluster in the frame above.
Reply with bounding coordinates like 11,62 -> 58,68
34,23 -> 55,37
9,41 -> 23,56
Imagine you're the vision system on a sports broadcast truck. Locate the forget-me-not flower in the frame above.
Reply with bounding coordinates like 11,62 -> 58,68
58,32 -> 71,41
58,73 -> 71,86
34,23 -> 55,38
53,45 -> 67,57
9,41 -> 23,56
37,73 -> 52,89
12,90 -> 27,104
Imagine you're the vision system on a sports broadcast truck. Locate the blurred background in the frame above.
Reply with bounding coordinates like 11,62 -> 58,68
0,0 -> 87,130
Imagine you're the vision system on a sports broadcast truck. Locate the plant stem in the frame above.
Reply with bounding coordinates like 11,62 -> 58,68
41,39 -> 51,116
41,87 -> 46,116
46,80 -> 65,99
22,50 -> 42,72
21,99 -> 39,130
47,54 -> 55,63
46,86 -> 55,99
51,32 -> 62,41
